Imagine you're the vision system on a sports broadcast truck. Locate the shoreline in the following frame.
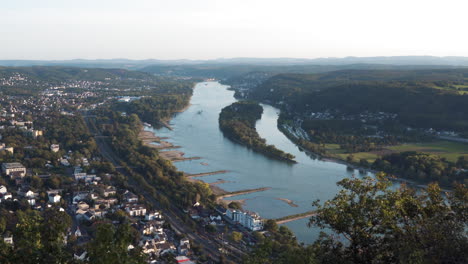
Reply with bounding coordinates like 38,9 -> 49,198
138,126 -> 234,198
277,120 -> 454,192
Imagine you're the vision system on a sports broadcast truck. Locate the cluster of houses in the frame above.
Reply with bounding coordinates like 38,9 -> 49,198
0,160 -> 197,263
71,186 -> 194,263
0,162 -> 64,207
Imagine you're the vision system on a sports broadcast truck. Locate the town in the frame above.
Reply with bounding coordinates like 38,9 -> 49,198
0,68 -> 276,264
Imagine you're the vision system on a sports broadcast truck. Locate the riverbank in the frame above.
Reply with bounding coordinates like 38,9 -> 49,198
139,128 -> 203,162
277,120 -> 456,192
138,126 -> 242,205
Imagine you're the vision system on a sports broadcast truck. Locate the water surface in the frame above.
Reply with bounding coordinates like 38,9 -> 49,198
152,82 -> 358,243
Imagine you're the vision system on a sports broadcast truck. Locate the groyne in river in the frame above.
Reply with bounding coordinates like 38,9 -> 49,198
148,81 -> 373,244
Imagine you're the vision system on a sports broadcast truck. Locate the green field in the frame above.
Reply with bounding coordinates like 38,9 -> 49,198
432,85 -> 468,95
324,144 -> 379,163
324,141 -> 468,164
387,141 -> 468,162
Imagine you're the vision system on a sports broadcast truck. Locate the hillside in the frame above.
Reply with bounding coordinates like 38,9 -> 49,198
250,69 -> 468,133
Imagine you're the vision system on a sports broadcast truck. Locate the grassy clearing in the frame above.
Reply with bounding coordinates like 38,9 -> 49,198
324,144 -> 379,163
324,144 -> 344,154
333,152 -> 379,163
432,85 -> 468,95
387,141 -> 468,162
323,141 -> 467,163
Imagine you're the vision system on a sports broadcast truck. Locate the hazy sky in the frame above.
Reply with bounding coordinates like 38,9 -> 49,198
1,0 -> 468,60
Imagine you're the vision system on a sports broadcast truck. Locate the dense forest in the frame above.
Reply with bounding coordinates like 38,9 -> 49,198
219,101 -> 296,162
249,69 -> 468,133
114,93 -> 192,127
142,63 -> 462,79
372,152 -> 468,186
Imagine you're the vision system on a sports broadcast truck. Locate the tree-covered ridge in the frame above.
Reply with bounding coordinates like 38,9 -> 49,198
0,66 -> 153,81
219,101 -> 296,162
250,69 -> 468,133
372,152 -> 468,186
114,93 -> 192,127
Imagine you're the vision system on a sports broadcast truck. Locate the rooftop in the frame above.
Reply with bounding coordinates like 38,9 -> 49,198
2,162 -> 25,169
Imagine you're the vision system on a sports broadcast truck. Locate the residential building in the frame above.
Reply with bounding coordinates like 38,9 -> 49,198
0,185 -> 7,195
50,144 -> 60,152
123,190 -> 138,203
226,208 -> 263,231
2,162 -> 26,179
48,193 -> 61,203
125,204 -> 147,217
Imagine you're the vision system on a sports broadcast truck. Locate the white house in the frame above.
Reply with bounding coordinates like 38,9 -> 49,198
27,198 -> 36,206
0,185 -> 7,195
125,204 -> 147,217
3,234 -> 13,245
145,211 -> 162,221
0,192 -> 12,202
48,193 -> 61,203
50,144 -> 60,153
73,249 -> 87,261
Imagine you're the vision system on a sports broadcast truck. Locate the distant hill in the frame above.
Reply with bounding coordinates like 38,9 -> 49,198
0,66 -> 154,81
248,69 -> 468,133
141,63 -> 466,79
3,56 -> 468,71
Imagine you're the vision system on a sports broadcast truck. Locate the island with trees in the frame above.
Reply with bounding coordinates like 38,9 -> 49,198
219,101 -> 296,163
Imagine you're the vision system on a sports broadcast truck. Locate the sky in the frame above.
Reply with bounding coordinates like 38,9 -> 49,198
1,0 -> 468,60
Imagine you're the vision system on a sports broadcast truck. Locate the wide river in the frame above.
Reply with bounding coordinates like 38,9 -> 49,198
150,81 -> 360,244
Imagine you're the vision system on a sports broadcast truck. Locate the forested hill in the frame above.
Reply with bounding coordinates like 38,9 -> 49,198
249,69 -> 468,133
141,63 -> 463,79
0,66 -> 155,81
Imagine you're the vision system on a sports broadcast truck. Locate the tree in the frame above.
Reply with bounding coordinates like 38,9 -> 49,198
39,209 -> 72,263
205,224 -> 216,234
228,201 -> 242,210
230,231 -> 243,243
309,173 -> 468,263
86,223 -> 145,264
263,219 -> 278,232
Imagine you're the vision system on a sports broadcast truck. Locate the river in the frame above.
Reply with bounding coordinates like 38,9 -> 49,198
149,81 -> 361,244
